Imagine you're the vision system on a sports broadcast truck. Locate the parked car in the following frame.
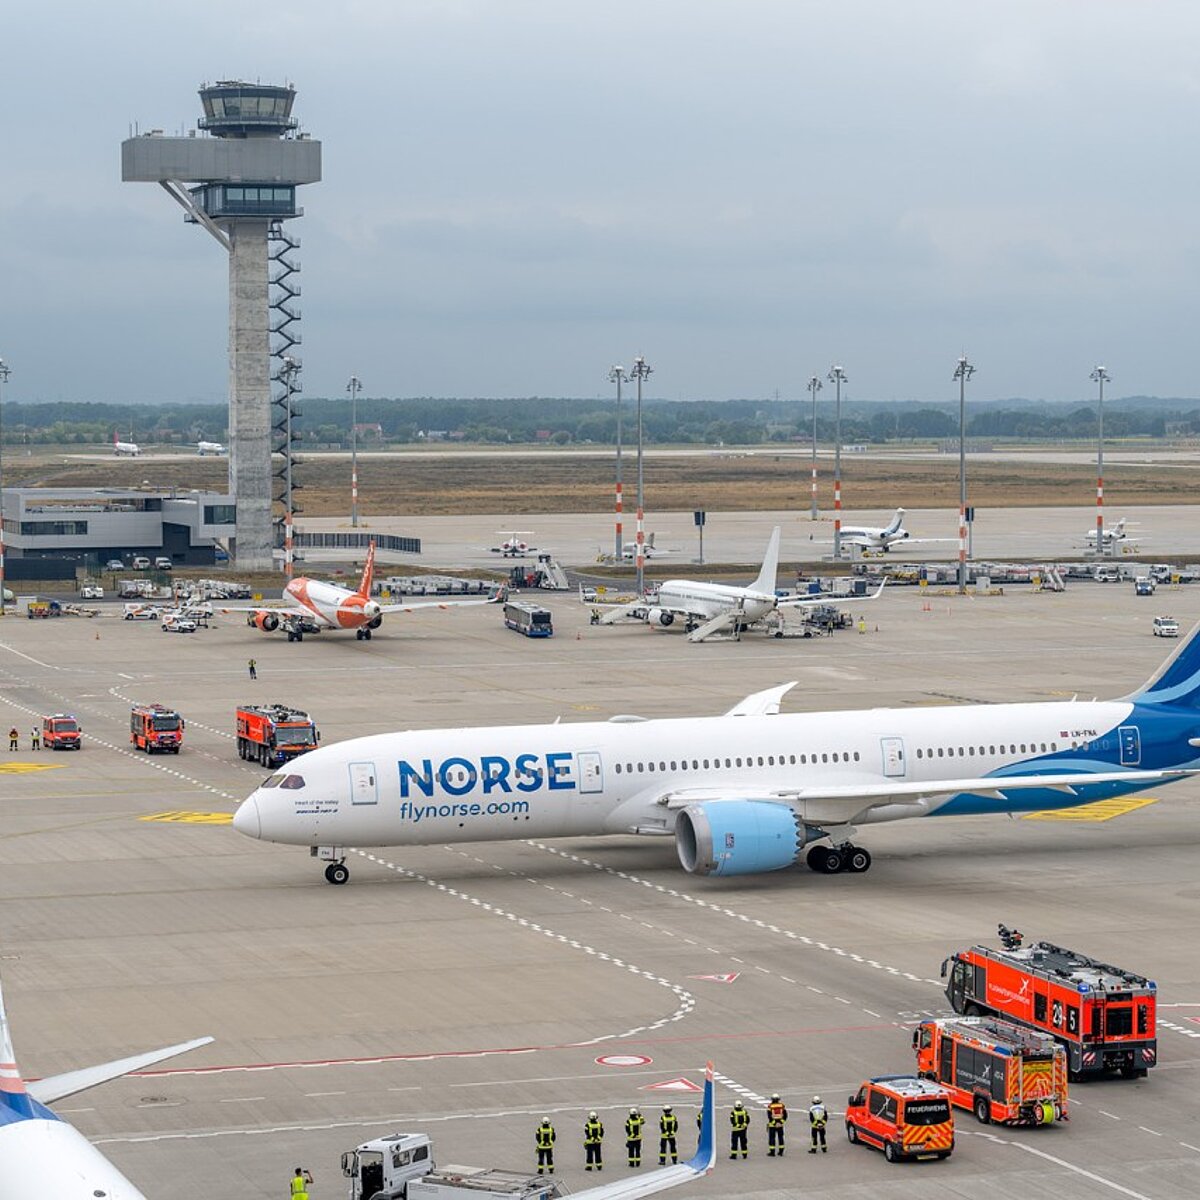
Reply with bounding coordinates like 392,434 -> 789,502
131,556 -> 151,570
105,559 -> 125,571
154,557 -> 173,570
162,615 -> 197,634
80,585 -> 105,600
123,603 -> 161,621
1153,615 -> 1180,638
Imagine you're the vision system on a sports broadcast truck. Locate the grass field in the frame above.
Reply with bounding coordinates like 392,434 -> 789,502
12,448 -> 1200,516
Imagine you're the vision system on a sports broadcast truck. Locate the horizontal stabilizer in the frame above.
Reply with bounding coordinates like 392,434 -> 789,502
28,1036 -> 214,1105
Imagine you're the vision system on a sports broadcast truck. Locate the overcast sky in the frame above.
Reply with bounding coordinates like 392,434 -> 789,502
4,2 -> 1198,405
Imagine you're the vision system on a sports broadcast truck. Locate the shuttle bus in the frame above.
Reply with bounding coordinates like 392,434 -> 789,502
504,601 -> 553,638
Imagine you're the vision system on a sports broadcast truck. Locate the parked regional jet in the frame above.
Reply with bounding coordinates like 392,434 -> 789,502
221,542 -> 501,642
233,620 -> 1200,884
0,974 -> 211,1200
112,432 -> 141,457
197,440 -> 228,456
596,526 -> 879,641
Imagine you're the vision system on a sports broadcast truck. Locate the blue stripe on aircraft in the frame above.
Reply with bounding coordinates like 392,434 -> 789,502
0,1090 -> 59,1127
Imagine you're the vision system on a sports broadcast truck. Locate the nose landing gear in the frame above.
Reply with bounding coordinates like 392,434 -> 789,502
324,861 -> 350,885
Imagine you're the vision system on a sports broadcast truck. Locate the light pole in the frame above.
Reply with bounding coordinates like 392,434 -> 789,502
807,374 -> 822,519
827,366 -> 846,557
347,375 -> 362,528
0,358 -> 8,616
280,357 -> 301,578
1091,366 -> 1110,556
953,355 -> 976,594
609,365 -> 628,560
630,356 -> 653,596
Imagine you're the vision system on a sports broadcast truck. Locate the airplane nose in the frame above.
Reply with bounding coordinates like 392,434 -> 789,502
232,796 -> 261,839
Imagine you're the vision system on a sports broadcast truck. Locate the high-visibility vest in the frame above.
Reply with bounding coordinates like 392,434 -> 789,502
809,1105 -> 828,1127
625,1115 -> 645,1138
290,1177 -> 308,1197
537,1125 -> 556,1148
767,1102 -> 787,1127
585,1120 -> 604,1144
730,1108 -> 749,1131
660,1113 -> 678,1136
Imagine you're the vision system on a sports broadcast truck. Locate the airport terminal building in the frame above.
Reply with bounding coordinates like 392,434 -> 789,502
1,487 -> 236,578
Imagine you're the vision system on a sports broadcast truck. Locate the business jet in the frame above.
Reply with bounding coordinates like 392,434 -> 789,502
1083,518 -> 1140,548
0,974 -> 211,1200
234,621 -> 1200,885
221,541 -> 502,642
112,432 -> 141,457
491,531 -> 537,557
595,526 -> 878,641
819,508 -> 954,555
197,439 -> 228,456
620,532 -> 671,560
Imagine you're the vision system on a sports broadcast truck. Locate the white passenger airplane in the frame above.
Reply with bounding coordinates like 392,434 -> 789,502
234,620 -> 1200,885
221,542 -> 501,642
595,526 -> 878,641
112,432 -> 141,457
0,975 -> 211,1200
197,439 -> 228,456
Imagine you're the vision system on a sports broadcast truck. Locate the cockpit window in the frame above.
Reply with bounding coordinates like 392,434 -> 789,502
261,773 -> 284,789
280,775 -> 306,790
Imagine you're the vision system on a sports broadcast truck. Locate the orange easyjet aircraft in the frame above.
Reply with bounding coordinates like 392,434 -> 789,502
222,542 -> 502,642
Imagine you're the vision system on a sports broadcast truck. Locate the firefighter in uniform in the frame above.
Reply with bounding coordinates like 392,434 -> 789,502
766,1093 -> 788,1156
625,1107 -> 645,1167
729,1101 -> 749,1160
808,1096 -> 828,1153
30,726 -> 40,751
584,1111 -> 604,1170
536,1117 -> 556,1174
659,1105 -> 679,1164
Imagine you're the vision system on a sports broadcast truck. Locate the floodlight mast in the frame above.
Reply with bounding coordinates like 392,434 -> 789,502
1090,366 -> 1110,556
347,375 -> 362,528
807,375 -> 822,519
630,356 -> 653,596
827,366 -> 846,557
953,355 -> 976,594
0,358 -> 9,616
609,365 -> 629,560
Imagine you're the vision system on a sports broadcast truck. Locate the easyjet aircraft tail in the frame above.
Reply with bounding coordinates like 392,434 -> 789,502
356,541 -> 377,599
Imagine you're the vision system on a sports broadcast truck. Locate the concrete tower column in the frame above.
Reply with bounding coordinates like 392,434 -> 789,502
227,220 -> 273,569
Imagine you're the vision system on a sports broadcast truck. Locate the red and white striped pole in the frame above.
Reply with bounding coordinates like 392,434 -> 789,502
808,374 -> 821,520
828,366 -> 845,557
953,355 -> 975,594
1091,366 -> 1108,555
630,357 -> 652,596
610,366 -> 626,560
0,359 -> 8,616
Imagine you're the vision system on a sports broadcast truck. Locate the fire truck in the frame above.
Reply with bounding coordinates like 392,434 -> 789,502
941,930 -> 1156,1079
913,1017 -> 1068,1125
130,704 -> 185,754
236,703 -> 319,767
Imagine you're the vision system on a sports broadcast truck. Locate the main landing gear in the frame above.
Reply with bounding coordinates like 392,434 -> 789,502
807,844 -> 872,875
355,627 -> 373,640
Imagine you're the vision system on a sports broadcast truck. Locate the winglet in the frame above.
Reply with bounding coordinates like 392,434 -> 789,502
356,541 -> 377,599
685,1062 -> 716,1173
725,682 -> 797,717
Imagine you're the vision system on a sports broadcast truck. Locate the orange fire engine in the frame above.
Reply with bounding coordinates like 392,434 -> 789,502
236,703 -> 319,768
941,934 -> 1156,1079
130,704 -> 185,754
914,1017 -> 1068,1126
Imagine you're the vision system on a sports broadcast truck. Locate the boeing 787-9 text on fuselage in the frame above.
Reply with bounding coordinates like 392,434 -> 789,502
233,622 -> 1200,884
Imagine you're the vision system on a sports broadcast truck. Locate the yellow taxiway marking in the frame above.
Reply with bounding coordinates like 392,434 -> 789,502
1025,796 -> 1158,823
140,811 -> 234,825
0,762 -> 65,774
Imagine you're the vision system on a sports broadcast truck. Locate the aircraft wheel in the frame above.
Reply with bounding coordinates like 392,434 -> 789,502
846,847 -> 872,873
325,862 -> 350,886
823,847 -> 845,874
355,628 -> 364,640
806,846 -> 831,873
364,628 -> 372,640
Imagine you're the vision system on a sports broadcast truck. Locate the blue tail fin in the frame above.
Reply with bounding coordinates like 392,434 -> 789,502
1130,619 -> 1200,707
685,1062 -> 715,1173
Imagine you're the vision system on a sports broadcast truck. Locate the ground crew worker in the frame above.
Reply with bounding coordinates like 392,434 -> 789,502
625,1107 -> 645,1167
729,1101 -> 749,1159
30,726 -> 40,751
808,1096 -> 828,1153
8,727 -> 17,752
248,658 -> 257,680
584,1111 -> 604,1170
766,1093 -> 788,1156
857,616 -> 867,635
659,1106 -> 679,1164
289,1167 -> 313,1198
535,1117 -> 556,1174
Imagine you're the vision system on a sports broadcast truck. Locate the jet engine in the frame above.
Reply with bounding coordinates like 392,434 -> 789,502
253,611 -> 279,633
645,608 -> 674,627
368,614 -> 383,629
675,800 -> 806,877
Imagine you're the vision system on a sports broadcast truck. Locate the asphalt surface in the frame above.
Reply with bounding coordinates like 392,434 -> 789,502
1,575 -> 1199,1199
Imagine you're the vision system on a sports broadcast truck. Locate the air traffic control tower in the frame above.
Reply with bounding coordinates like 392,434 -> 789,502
122,82 -> 321,570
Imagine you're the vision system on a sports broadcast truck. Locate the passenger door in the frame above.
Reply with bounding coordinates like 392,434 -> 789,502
577,751 -> 604,794
1118,725 -> 1141,766
880,737 -> 906,778
349,761 -> 378,805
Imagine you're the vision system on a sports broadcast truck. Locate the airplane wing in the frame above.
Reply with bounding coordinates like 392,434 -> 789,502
218,604 -> 311,617
378,595 -> 501,614
27,1036 -> 214,1105
775,582 -> 885,609
725,682 -> 797,716
568,1062 -> 715,1200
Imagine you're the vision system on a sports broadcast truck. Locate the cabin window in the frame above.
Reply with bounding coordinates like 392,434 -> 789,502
767,755 -> 775,766
821,753 -> 829,764
724,758 -> 732,768
757,756 -> 764,766
1051,742 -> 1058,752
702,759 -> 710,769
789,754 -> 796,764
916,749 -> 923,759
832,752 -> 839,763
937,748 -> 944,758
648,762 -> 656,772
853,751 -> 860,761
615,763 -> 622,774
969,746 -> 975,756
670,761 -> 677,770
692,759 -> 699,769
637,762 -> 644,773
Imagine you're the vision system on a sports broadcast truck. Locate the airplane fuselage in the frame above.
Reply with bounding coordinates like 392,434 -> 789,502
281,577 -> 381,630
0,1117 -> 147,1200
654,580 -> 777,624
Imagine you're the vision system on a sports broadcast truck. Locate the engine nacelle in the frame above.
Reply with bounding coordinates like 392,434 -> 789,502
368,614 -> 383,629
675,801 -> 806,877
646,607 -> 674,627
253,611 -> 279,633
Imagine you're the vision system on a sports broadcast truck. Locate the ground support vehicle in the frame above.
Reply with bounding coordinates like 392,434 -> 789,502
942,936 -> 1156,1078
845,1076 -> 954,1162
80,585 -> 104,600
161,613 -> 197,633
914,1017 -> 1068,1125
342,1132 -> 560,1200
504,601 -> 553,637
236,704 -> 319,767
26,599 -> 61,619
1154,616 -> 1180,637
42,714 -> 81,750
130,704 -> 185,754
